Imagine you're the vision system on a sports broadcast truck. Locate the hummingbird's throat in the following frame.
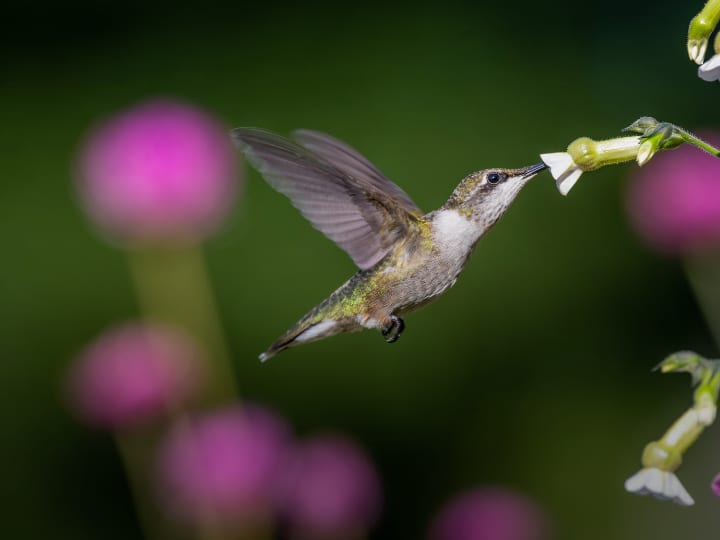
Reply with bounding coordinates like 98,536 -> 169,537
432,209 -> 486,254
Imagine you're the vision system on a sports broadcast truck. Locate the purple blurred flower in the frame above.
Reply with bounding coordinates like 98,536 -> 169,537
156,405 -> 291,530
67,322 -> 202,429
712,474 -> 720,497
625,132 -> 720,255
77,99 -> 239,243
278,434 -> 382,538
429,487 -> 549,540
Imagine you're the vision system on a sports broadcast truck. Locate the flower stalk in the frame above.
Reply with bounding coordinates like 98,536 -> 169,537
128,245 -> 238,404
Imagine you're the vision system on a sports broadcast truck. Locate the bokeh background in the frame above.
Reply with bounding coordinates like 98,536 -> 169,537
2,0 -> 720,538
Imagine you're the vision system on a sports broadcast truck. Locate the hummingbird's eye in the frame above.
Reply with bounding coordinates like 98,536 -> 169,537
486,172 -> 506,185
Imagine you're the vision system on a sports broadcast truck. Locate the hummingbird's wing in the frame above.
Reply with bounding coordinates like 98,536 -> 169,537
292,129 -> 421,213
232,128 -> 424,270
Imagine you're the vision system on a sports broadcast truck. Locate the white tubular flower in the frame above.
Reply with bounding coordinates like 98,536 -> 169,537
699,54 -> 720,81
626,352 -> 720,507
542,122 -> 720,196
539,152 -> 582,196
624,468 -> 694,506
688,0 -> 720,64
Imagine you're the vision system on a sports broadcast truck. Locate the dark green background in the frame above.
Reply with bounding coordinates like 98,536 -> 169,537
2,1 -> 720,538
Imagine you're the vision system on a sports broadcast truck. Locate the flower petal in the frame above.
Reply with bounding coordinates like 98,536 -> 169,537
688,38 -> 708,65
666,472 -> 695,506
540,152 -> 574,177
625,468 -> 694,506
555,168 -> 583,196
540,152 -> 583,196
698,54 -> 720,81
624,470 -> 650,494
645,467 -> 664,495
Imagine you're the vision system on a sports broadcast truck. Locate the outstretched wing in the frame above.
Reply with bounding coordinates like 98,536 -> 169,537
231,128 -> 424,270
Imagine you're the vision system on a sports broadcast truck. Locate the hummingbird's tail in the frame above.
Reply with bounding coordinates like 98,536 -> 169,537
259,317 -> 350,362
258,332 -> 303,362
259,271 -> 372,361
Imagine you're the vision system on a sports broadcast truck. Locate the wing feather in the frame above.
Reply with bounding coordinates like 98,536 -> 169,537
232,128 -> 423,269
293,129 -> 421,214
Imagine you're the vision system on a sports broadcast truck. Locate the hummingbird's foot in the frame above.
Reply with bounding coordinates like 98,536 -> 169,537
382,315 -> 405,343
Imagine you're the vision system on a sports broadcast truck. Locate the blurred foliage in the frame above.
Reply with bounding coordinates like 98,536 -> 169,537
2,1 -> 720,539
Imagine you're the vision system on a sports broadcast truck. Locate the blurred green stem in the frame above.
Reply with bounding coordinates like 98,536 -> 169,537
290,532 -> 366,540
198,518 -> 273,540
684,255 -> 720,348
115,433 -> 168,540
128,244 -> 238,404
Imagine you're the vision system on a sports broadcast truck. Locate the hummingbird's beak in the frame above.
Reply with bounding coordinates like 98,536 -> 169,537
520,162 -> 549,179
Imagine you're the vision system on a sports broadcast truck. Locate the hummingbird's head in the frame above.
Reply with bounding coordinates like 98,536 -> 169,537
443,162 -> 547,227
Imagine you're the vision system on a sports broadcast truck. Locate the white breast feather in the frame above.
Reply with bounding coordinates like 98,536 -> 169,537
432,209 -> 481,256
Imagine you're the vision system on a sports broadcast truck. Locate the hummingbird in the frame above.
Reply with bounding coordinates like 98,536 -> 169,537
232,128 -> 547,361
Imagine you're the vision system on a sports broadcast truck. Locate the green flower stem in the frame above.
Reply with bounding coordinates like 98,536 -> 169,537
115,433 -> 168,540
676,128 -> 720,158
685,256 -> 720,347
128,244 -> 238,404
290,532 -> 366,540
696,371 -> 720,403
198,515 -> 274,540
126,247 -> 247,539
566,136 -> 641,171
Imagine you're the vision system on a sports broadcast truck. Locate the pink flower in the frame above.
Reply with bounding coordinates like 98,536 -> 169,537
278,434 -> 382,538
429,487 -> 549,540
712,473 -> 720,497
67,323 -> 202,429
155,405 -> 291,530
76,100 -> 239,243
625,132 -> 720,255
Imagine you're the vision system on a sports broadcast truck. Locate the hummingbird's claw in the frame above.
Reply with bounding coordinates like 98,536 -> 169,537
382,315 -> 405,343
